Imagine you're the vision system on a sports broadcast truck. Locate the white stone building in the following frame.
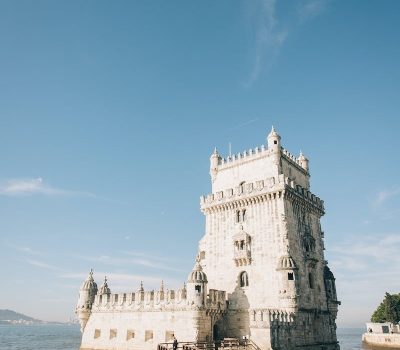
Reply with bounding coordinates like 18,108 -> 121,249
76,127 -> 340,350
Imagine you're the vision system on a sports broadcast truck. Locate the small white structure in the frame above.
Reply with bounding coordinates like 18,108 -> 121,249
76,127 -> 340,350
363,323 -> 400,348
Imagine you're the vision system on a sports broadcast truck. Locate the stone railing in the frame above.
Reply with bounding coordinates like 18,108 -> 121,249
250,308 -> 295,328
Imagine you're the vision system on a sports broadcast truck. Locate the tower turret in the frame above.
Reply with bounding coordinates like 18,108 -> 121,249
267,126 -> 281,151
187,257 -> 208,307
276,253 -> 299,309
298,151 -> 309,172
75,269 -> 97,332
210,147 -> 221,182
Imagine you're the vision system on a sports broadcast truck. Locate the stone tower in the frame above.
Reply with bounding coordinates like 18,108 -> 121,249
199,127 -> 340,350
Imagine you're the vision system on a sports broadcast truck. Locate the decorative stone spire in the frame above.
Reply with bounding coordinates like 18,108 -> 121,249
138,281 -> 144,292
99,276 -> 111,295
160,280 -> 164,292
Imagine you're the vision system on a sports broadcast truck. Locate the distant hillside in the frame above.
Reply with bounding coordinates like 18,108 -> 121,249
0,309 -> 42,324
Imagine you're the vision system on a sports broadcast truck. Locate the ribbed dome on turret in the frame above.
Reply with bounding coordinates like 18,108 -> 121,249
80,269 -> 98,292
277,254 -> 298,270
98,276 -> 111,295
187,259 -> 208,283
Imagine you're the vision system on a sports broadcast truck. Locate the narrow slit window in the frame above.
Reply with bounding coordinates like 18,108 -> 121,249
308,273 -> 314,289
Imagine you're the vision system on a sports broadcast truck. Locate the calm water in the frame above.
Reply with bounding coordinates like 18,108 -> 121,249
0,325 -> 371,350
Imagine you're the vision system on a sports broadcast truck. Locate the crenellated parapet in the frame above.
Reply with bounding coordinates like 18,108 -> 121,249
200,174 -> 324,214
91,287 -> 227,313
213,145 -> 308,174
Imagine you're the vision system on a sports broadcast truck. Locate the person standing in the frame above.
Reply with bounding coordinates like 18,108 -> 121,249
173,336 -> 178,350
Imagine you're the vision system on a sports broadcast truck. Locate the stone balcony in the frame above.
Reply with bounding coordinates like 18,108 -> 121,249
233,249 -> 252,266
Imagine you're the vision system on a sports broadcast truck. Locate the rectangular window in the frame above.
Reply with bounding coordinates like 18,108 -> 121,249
110,329 -> 117,339
145,330 -> 153,342
288,272 -> 294,281
126,330 -> 135,340
94,329 -> 101,339
165,331 -> 175,342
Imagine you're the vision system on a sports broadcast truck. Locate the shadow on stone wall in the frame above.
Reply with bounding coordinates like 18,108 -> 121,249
214,285 -> 250,341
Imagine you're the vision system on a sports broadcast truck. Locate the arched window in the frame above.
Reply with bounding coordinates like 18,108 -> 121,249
239,271 -> 249,287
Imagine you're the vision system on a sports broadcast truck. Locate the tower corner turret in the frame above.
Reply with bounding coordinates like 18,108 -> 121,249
298,151 -> 310,172
187,257 -> 208,307
267,126 -> 281,151
210,147 -> 221,182
75,269 -> 97,332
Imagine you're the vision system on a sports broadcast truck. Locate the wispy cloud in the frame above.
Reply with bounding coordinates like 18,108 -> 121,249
246,0 -> 329,86
374,187 -> 400,206
228,118 -> 259,131
75,251 -> 186,273
26,259 -> 63,271
297,0 -> 330,22
0,177 -> 95,197
8,242 -> 42,256
246,0 -> 287,86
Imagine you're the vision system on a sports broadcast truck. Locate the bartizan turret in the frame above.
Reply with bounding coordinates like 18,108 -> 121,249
276,252 -> 299,309
298,151 -> 309,172
267,126 -> 282,174
187,257 -> 208,307
76,269 -> 97,332
267,126 -> 281,151
210,147 -> 221,182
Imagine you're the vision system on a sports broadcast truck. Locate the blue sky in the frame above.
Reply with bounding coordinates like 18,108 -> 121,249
0,0 -> 399,327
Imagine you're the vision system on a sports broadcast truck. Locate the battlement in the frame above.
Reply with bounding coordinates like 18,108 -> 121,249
217,144 -> 268,168
215,145 -> 308,174
92,288 -> 227,313
200,174 -> 324,213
